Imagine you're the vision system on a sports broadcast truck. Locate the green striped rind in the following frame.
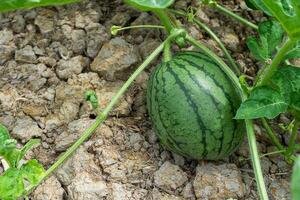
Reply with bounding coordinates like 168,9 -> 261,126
147,51 -> 245,160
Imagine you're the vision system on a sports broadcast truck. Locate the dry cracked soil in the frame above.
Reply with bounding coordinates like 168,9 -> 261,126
0,0 -> 295,199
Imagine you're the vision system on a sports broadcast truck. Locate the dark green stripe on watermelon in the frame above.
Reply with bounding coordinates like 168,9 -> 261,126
147,51 -> 245,160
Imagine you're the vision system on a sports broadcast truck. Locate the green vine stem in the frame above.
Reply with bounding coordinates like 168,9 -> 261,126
163,39 -> 172,62
255,38 -> 296,86
168,9 -> 241,75
153,9 -> 174,33
202,0 -> 258,30
286,119 -> 300,157
25,28 -> 186,195
186,35 -> 269,200
111,25 -> 165,35
261,118 -> 285,151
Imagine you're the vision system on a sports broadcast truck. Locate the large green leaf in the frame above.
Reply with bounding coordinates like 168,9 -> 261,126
0,0 -> 79,13
0,124 -> 10,143
124,0 -> 175,11
20,159 -> 45,186
262,0 -> 300,39
235,86 -> 288,119
245,0 -> 272,15
285,41 -> 300,60
292,156 -> 300,200
271,66 -> 300,113
0,168 -> 24,200
246,20 -> 284,61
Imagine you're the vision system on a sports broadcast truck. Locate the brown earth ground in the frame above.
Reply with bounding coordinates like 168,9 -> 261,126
0,0 -> 295,199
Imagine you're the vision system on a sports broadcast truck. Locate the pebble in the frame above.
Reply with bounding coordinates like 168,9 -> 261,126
15,45 -> 37,63
56,55 -> 89,80
91,37 -> 140,81
12,116 -> 43,142
154,161 -> 188,191
33,176 -> 65,200
193,163 -> 245,199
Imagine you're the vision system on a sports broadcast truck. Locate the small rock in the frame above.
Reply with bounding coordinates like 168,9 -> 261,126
151,188 -> 183,200
67,172 -> 108,200
15,45 -> 37,63
182,182 -> 195,199
55,118 -> 94,151
59,100 -> 80,123
222,32 -> 240,52
56,56 -> 89,80
71,29 -> 86,54
32,176 -> 64,200
23,104 -> 47,117
86,23 -> 109,58
38,57 -> 57,67
12,15 -> 26,33
96,145 -> 120,167
34,9 -> 55,34
55,147 -> 101,186
172,153 -> 185,167
269,179 -> 291,200
154,161 -> 188,192
91,37 -> 140,81
0,29 -> 13,45
0,45 -> 15,65
193,163 -> 245,199
12,116 -> 43,142
110,183 -> 132,200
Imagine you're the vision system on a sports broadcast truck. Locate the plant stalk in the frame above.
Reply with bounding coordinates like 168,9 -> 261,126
203,1 -> 258,30
286,119 -> 300,157
245,119 -> 269,200
163,40 -> 172,62
255,38 -> 296,86
25,28 -> 186,195
111,25 -> 165,35
261,118 -> 285,151
185,35 -> 269,200
153,9 -> 174,33
168,9 -> 240,75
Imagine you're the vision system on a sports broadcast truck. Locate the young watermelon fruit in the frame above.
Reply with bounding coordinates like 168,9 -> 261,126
147,51 -> 245,160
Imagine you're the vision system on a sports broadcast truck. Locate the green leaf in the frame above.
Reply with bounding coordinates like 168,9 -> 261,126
262,0 -> 300,39
292,156 -> 300,200
246,20 -> 284,61
285,41 -> 300,60
0,168 -> 24,200
271,66 -> 300,113
20,159 -> 45,186
245,0 -> 272,15
235,86 -> 288,119
124,0 -> 175,11
0,0 -> 79,13
17,139 -> 40,166
246,36 -> 268,61
84,90 -> 99,110
0,124 -> 10,143
0,139 -> 20,168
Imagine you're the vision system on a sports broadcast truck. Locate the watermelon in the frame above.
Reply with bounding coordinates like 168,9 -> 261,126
147,51 -> 245,160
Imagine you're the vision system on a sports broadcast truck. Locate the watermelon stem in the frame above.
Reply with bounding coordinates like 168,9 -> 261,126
255,38 -> 296,86
185,35 -> 269,200
286,119 -> 300,158
201,0 -> 258,30
153,9 -> 175,34
24,28 -> 187,196
168,9 -> 241,75
163,40 -> 172,62
110,25 -> 166,36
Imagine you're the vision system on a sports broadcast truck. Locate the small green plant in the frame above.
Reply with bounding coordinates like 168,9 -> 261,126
0,124 -> 45,200
0,0 -> 300,200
